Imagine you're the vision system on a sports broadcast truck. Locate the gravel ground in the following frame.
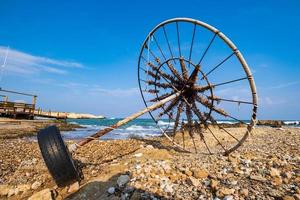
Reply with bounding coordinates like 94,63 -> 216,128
0,126 -> 299,200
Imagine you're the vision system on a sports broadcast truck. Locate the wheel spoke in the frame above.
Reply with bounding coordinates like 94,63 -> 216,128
144,43 -> 161,64
166,61 -> 184,82
198,32 -> 217,65
202,51 -> 236,79
180,58 -> 189,80
185,103 -> 197,153
176,22 -> 182,57
145,80 -> 172,89
212,77 -> 248,87
206,125 -> 227,152
172,101 -> 184,142
147,62 -> 179,84
148,92 -> 173,102
181,121 -> 186,149
157,97 -> 180,118
193,112 -> 212,154
195,95 -> 248,125
207,95 -> 254,105
218,126 -> 240,142
205,114 -> 240,142
144,89 -> 159,94
188,23 -> 196,68
153,35 -> 167,60
188,64 -> 200,84
163,26 -> 176,64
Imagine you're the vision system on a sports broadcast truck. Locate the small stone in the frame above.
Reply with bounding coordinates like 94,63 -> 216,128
17,184 -> 31,192
294,194 -> 300,200
271,176 -> 282,186
0,184 -> 11,196
31,181 -> 42,190
7,188 -> 17,197
68,182 -> 80,193
134,153 -> 143,157
270,168 -> 281,177
284,172 -> 293,179
230,180 -> 238,185
124,186 -> 135,193
121,193 -> 129,200
28,188 -> 54,200
187,177 -> 200,187
240,188 -> 249,197
218,187 -> 235,196
192,169 -> 209,179
107,187 -> 115,194
146,145 -> 154,149
130,191 -> 141,200
163,184 -> 173,193
223,196 -> 234,200
117,174 -> 130,187
184,169 -> 193,176
250,175 -> 267,182
210,179 -> 219,190
283,196 -> 295,200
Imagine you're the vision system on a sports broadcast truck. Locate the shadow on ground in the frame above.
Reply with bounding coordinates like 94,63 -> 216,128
65,173 -> 165,200
133,137 -> 188,153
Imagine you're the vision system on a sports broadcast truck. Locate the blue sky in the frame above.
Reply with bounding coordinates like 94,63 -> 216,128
0,0 -> 299,119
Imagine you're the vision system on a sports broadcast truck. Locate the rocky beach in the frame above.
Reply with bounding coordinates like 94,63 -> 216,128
0,120 -> 299,200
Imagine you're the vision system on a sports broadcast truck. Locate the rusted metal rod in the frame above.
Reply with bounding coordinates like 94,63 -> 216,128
69,91 -> 181,152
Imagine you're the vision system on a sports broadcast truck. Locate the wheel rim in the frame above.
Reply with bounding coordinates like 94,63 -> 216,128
138,18 -> 258,154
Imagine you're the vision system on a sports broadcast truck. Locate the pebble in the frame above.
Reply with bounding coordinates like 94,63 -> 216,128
0,184 -> 11,196
117,174 -> 130,187
210,179 -> 219,190
270,168 -> 281,177
28,188 -> 54,200
218,187 -> 235,196
223,195 -> 234,200
134,153 -> 143,157
186,177 -> 200,187
192,169 -> 209,179
68,182 -> 80,193
107,187 -> 115,194
250,175 -> 267,182
31,181 -> 42,190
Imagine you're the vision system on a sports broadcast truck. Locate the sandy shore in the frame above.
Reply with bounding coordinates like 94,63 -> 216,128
0,123 -> 299,200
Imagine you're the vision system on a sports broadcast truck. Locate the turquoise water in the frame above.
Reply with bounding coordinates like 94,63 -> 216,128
62,118 -> 300,140
63,118 -> 171,140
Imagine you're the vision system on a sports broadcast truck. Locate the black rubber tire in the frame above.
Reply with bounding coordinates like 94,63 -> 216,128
37,125 -> 80,187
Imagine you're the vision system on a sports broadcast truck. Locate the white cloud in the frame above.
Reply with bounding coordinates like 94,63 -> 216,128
0,46 -> 84,76
266,81 -> 300,90
88,86 -> 140,97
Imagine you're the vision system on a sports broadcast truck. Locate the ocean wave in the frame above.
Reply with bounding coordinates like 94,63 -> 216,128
284,121 -> 299,125
216,121 -> 235,124
126,125 -> 154,131
157,120 -> 175,126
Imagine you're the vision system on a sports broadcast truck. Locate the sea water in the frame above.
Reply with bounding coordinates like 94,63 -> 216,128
62,118 -> 300,140
62,118 -> 170,140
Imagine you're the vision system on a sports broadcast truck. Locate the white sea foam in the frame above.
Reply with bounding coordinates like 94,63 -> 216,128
157,120 -> 175,126
283,121 -> 299,125
216,121 -> 235,124
126,125 -> 151,131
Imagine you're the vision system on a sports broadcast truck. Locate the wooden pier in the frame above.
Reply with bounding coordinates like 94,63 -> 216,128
0,89 -> 37,119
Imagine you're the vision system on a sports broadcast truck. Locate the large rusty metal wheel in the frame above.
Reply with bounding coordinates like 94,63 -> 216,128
138,18 -> 258,154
